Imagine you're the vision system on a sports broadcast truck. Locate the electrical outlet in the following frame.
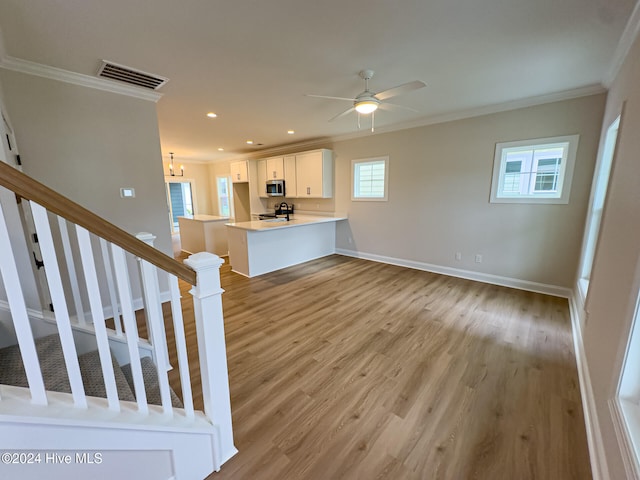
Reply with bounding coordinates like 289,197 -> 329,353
455,252 -> 462,261
475,254 -> 483,263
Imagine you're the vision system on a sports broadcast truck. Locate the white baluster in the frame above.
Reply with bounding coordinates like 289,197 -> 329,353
76,226 -> 120,411
57,217 -> 86,325
0,201 -> 47,405
100,238 -> 123,336
136,233 -> 171,370
111,244 -> 148,414
168,274 -> 194,418
185,252 -> 237,464
31,203 -> 87,408
138,257 -> 173,415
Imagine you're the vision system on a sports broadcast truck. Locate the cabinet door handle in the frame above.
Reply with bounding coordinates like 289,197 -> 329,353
306,187 -> 310,195
237,173 -> 240,180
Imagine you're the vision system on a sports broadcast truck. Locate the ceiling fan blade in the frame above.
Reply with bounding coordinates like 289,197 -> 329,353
305,94 -> 356,102
378,102 -> 420,113
374,80 -> 426,101
329,107 -> 355,122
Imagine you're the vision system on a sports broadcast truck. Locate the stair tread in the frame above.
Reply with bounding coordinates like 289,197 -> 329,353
121,357 -> 183,408
0,334 -> 71,393
77,349 -> 135,401
0,334 -> 169,405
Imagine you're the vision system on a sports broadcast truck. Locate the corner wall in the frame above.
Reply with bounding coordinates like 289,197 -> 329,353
0,69 -> 172,255
576,26 -> 640,480
332,94 -> 606,289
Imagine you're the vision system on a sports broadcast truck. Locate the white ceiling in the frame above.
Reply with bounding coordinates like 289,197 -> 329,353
0,0 -> 636,163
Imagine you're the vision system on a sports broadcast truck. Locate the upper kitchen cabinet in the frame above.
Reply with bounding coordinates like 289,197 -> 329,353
266,157 -> 284,180
284,155 -> 297,198
295,149 -> 333,198
230,160 -> 249,183
256,159 -> 267,197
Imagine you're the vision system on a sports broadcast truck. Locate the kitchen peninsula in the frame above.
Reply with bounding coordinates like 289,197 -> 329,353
226,215 -> 346,277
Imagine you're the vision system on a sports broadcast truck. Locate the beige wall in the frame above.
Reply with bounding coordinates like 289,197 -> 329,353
579,31 -> 640,479
0,69 -> 173,255
329,94 -> 605,288
225,95 -> 604,288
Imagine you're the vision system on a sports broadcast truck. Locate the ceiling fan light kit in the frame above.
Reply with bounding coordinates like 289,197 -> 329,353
354,98 -> 379,114
306,69 -> 426,131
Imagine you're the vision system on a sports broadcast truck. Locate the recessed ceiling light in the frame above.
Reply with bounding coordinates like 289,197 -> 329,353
246,140 -> 253,145
287,130 -> 295,135
207,112 -> 217,118
218,147 -> 224,151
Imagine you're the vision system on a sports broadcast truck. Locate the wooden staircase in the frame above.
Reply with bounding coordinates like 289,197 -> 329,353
0,161 -> 237,479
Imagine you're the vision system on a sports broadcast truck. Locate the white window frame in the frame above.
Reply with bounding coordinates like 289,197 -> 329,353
490,135 -> 579,204
351,156 -> 389,201
216,175 -> 234,218
577,116 -> 619,301
614,278 -> 640,479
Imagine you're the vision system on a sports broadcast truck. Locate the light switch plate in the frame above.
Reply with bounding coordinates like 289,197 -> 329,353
120,187 -> 135,198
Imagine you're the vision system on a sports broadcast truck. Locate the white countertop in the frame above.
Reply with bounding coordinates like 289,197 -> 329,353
178,214 -> 230,222
226,214 -> 347,232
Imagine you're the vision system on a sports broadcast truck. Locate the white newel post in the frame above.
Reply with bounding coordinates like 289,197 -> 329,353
184,252 -> 238,468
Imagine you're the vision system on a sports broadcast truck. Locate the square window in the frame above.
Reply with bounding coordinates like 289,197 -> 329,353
490,135 -> 579,204
352,156 -> 389,201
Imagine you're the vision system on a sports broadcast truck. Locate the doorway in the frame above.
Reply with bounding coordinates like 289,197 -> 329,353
165,180 -> 194,233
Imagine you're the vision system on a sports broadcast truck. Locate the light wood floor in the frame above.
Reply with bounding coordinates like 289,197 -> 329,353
167,254 -> 590,479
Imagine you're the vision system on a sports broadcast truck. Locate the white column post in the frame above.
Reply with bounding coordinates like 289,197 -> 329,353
184,252 -> 237,467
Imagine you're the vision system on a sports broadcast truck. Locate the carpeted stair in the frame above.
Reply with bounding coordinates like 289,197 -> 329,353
0,334 -> 182,408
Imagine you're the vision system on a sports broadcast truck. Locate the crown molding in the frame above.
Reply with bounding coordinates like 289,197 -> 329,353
222,83 -> 606,163
333,84 -> 607,141
0,55 -> 162,102
604,0 -> 640,87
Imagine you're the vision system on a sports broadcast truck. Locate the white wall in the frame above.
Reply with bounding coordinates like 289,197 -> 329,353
0,69 -> 172,256
0,75 -> 43,317
331,94 -> 605,289
577,28 -> 640,479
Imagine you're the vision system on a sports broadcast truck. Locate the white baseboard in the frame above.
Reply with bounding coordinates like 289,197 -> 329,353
568,292 -> 611,480
335,248 -> 572,298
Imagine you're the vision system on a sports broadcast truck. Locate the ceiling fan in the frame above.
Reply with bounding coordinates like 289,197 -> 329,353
306,69 -> 426,131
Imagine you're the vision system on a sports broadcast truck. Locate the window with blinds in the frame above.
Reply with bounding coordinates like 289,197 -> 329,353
352,157 -> 389,201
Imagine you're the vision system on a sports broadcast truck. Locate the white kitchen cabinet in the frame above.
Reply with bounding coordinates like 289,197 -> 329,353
284,155 -> 297,197
230,160 -> 248,183
295,149 -> 333,198
256,159 -> 267,197
266,157 -> 284,180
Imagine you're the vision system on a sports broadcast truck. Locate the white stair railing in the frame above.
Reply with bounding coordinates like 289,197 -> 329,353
57,216 -> 87,325
31,202 -> 88,409
0,159 -> 237,470
0,200 -> 47,406
77,224 -> 123,411
186,252 -> 238,464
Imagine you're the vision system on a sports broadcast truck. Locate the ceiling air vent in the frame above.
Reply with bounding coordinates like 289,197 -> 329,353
97,61 -> 168,90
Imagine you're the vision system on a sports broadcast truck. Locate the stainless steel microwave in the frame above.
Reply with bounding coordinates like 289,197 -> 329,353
266,179 -> 285,197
